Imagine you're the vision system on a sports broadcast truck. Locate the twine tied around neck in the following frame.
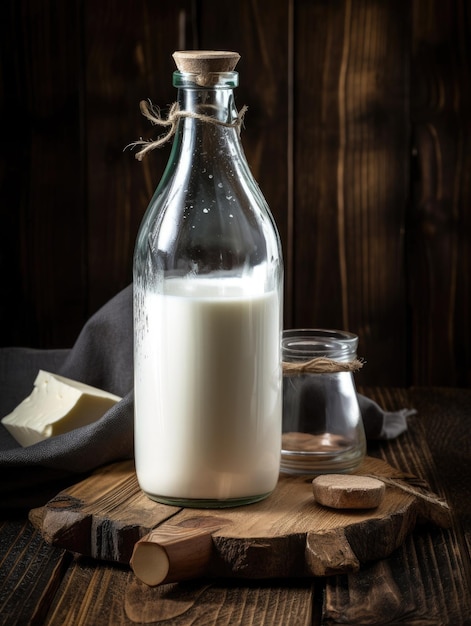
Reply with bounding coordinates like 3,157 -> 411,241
282,357 -> 365,375
128,100 -> 248,161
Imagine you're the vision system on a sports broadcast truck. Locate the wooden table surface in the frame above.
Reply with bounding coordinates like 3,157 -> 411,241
1,386 -> 471,625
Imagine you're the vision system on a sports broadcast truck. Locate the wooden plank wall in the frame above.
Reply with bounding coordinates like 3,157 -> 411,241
0,0 -> 470,387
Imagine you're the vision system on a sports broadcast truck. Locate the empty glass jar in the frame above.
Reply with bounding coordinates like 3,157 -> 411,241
281,329 -> 366,475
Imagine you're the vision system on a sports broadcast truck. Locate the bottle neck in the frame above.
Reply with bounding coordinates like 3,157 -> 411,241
173,71 -> 240,124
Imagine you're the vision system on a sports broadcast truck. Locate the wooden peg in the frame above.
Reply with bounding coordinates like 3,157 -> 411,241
130,526 -> 214,587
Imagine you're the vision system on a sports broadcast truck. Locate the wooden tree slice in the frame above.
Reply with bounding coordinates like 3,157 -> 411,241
29,456 -> 450,581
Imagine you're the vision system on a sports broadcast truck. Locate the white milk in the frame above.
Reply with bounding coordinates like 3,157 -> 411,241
134,277 -> 281,503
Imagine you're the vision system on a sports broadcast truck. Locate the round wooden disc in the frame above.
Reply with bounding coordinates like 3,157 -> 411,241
312,474 -> 386,509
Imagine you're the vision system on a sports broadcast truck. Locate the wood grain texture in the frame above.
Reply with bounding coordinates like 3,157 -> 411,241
323,385 -> 471,625
409,0 -> 471,386
44,562 -> 316,626
0,520 -> 72,626
293,0 -> 410,387
324,532 -> 467,625
0,0 -> 86,348
0,0 -> 191,350
84,0 -> 193,314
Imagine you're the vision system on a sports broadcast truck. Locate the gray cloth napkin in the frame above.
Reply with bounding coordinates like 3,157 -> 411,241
0,284 -> 415,514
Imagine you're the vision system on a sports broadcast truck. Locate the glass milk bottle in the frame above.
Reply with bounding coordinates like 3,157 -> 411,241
133,51 -> 283,508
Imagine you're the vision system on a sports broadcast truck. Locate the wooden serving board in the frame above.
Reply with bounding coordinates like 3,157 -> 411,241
29,457 -> 450,580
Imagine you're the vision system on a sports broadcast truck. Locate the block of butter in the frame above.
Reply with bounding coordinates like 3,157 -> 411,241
1,370 -> 122,447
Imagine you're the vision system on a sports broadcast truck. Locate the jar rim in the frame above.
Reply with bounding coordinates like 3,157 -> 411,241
282,328 -> 358,362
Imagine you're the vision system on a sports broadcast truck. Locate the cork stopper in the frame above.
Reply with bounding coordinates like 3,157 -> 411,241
172,50 -> 240,74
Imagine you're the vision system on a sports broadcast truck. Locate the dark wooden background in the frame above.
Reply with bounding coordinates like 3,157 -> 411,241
1,0 -> 470,388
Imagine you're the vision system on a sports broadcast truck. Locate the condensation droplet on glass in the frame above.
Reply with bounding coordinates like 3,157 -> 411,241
203,208 -> 209,213
229,214 -> 233,218
217,182 -> 223,188
226,195 -> 233,200
208,174 -> 213,179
